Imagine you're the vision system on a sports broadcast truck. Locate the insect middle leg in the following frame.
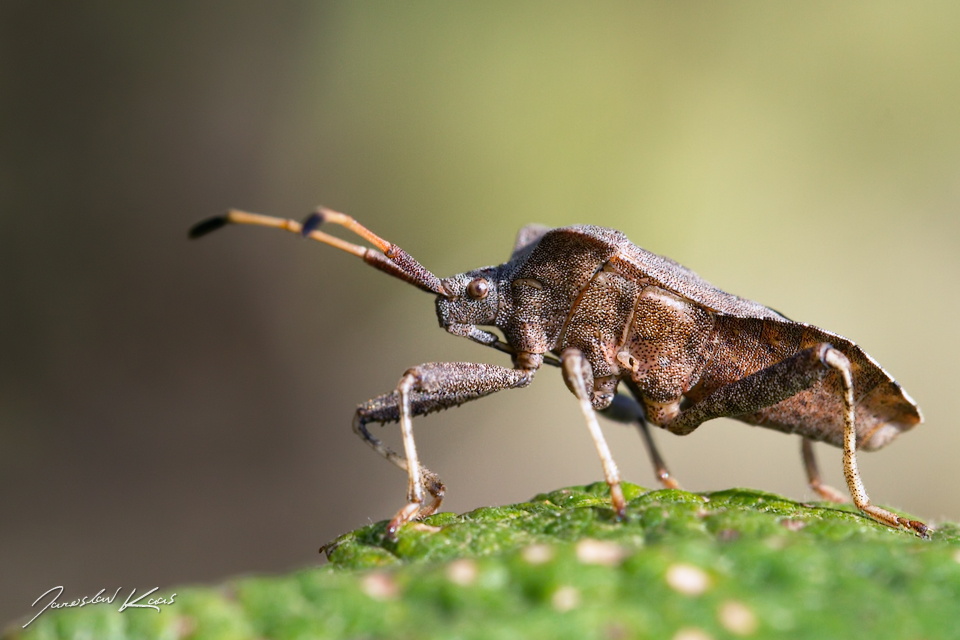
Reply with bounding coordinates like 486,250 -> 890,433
601,389 -> 681,490
658,343 -> 927,536
354,362 -> 536,538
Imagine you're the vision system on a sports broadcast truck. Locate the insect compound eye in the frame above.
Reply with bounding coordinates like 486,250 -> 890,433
466,278 -> 490,300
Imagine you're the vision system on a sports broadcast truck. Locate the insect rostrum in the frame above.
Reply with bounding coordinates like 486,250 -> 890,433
190,207 -> 926,539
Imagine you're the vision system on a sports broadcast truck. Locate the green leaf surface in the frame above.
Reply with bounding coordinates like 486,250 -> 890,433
8,484 -> 960,640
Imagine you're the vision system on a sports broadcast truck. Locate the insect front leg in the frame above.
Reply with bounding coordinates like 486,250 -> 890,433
658,343 -> 927,536
561,348 -> 627,519
353,362 -> 536,539
601,391 -> 681,490
353,415 -> 446,516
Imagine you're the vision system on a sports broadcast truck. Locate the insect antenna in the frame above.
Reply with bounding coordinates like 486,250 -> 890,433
189,208 -> 448,296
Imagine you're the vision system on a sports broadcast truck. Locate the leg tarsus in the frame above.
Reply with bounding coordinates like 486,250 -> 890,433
386,502 -> 421,539
609,482 -> 626,520
801,437 -> 846,503
383,470 -> 444,541
858,504 -> 929,538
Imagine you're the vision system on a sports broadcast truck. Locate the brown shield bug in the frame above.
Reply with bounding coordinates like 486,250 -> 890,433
190,208 -> 926,538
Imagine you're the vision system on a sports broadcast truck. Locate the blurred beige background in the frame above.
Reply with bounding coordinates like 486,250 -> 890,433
2,0 -> 959,627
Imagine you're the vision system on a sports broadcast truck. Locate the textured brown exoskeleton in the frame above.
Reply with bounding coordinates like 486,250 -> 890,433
190,208 -> 926,538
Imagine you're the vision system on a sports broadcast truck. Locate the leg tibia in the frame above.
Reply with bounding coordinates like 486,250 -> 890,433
561,348 -> 626,518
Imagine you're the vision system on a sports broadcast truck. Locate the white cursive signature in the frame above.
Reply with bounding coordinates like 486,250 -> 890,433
24,586 -> 177,628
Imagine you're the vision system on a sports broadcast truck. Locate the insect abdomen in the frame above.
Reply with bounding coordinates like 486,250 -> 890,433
686,316 -> 921,449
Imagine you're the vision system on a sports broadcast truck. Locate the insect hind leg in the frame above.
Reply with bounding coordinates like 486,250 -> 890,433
824,349 -> 928,537
656,343 -> 928,536
800,437 -> 846,503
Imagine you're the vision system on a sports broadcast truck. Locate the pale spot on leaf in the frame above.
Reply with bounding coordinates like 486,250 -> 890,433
522,543 -> 555,564
576,539 -> 628,565
719,600 -> 758,635
551,585 -> 580,612
361,572 -> 398,600
666,563 -> 711,595
672,628 -> 714,640
446,559 -> 478,586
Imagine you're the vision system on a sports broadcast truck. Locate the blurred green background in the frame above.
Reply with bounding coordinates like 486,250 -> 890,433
2,0 -> 959,628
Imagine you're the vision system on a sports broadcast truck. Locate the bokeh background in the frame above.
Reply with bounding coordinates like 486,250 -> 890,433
3,1 -> 960,627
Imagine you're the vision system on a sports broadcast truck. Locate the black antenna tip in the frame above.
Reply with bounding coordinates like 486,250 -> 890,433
300,212 -> 325,237
189,216 -> 229,239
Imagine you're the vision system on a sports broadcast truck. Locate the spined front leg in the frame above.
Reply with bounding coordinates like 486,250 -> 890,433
354,362 -> 536,539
